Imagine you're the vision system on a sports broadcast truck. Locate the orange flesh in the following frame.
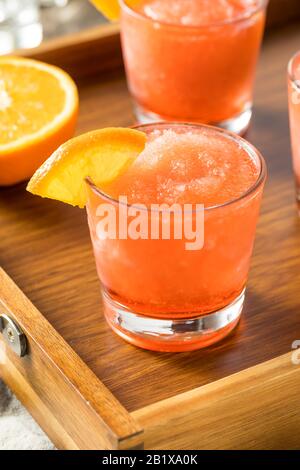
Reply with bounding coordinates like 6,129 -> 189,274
0,58 -> 78,186
0,64 -> 66,145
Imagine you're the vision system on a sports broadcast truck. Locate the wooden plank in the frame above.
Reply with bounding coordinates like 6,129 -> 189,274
0,268 -> 143,450
0,358 -> 79,450
267,0 -> 300,28
17,23 -> 123,80
133,353 -> 300,450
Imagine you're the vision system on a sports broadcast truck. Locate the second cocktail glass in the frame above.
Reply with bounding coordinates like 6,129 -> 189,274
288,51 -> 300,213
120,0 -> 268,134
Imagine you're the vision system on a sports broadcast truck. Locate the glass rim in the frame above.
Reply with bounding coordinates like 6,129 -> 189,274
119,0 -> 269,30
85,122 -> 267,213
288,50 -> 300,92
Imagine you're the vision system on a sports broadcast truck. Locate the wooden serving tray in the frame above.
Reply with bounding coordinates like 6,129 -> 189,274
1,19 -> 300,450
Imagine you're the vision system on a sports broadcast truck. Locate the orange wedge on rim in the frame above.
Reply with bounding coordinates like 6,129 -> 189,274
90,0 -> 121,20
27,128 -> 147,208
0,56 -> 78,186
90,0 -> 139,20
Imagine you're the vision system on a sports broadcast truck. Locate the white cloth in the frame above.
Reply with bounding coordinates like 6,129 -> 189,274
0,380 -> 55,450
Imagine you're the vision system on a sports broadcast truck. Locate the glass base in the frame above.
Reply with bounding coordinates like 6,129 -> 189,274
133,103 -> 252,136
103,290 -> 245,352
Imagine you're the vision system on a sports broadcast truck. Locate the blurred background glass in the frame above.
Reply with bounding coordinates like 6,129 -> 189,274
0,0 -> 106,55
39,0 -> 70,6
0,0 -> 41,54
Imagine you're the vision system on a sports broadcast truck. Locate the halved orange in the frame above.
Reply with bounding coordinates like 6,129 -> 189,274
0,56 -> 78,186
27,128 -> 146,208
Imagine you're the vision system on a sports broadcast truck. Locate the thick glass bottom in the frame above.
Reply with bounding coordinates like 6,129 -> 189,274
133,103 -> 252,136
102,290 -> 245,352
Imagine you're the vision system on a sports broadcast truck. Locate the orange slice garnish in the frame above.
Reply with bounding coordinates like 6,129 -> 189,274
27,128 -> 146,208
90,0 -> 139,20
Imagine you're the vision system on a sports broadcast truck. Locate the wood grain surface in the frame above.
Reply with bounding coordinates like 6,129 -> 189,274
267,0 -> 300,28
133,352 -> 300,450
1,20 -> 300,418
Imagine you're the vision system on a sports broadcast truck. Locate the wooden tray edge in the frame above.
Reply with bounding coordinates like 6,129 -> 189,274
132,351 -> 300,449
0,268 -> 143,450
15,23 -> 123,81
